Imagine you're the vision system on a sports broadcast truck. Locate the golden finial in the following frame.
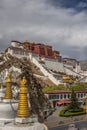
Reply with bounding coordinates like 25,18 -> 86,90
6,72 -> 12,83
20,76 -> 27,86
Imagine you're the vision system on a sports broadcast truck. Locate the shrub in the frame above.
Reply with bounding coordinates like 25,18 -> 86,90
68,108 -> 83,112
59,108 -> 86,117
43,84 -> 68,92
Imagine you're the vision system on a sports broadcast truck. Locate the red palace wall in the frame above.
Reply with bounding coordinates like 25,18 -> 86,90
23,41 -> 60,59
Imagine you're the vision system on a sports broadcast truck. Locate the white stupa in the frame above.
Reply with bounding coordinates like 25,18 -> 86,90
0,73 -> 47,130
0,73 -> 18,122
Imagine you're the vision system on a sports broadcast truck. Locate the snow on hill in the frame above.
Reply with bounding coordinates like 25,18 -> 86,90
0,53 -> 51,116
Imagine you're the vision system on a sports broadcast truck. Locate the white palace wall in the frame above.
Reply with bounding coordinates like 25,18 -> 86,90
42,58 -> 64,73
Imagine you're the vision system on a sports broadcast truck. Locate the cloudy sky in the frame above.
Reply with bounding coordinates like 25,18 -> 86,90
0,0 -> 87,60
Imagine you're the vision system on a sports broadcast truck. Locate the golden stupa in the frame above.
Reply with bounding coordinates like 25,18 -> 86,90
17,77 -> 30,118
0,72 -> 47,130
5,72 -> 13,99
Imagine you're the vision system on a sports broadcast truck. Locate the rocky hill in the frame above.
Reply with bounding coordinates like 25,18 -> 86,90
0,53 -> 51,119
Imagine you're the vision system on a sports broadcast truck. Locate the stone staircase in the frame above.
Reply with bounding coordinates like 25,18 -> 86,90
31,57 -> 61,85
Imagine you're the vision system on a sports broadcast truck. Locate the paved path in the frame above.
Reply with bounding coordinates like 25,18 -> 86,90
45,106 -> 87,128
49,120 -> 87,130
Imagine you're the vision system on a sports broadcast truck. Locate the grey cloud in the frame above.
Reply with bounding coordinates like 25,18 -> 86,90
77,1 -> 87,8
0,0 -> 87,60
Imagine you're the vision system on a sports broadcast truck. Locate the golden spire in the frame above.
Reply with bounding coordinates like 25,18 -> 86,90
17,77 -> 30,118
5,72 -> 13,99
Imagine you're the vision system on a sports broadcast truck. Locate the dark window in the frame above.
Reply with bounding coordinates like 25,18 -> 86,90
68,94 -> 70,98
78,93 -> 80,98
64,94 -> 66,99
60,94 -> 63,99
57,95 -> 59,99
81,93 -> 83,98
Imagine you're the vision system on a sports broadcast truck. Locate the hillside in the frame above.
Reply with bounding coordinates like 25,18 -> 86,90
0,53 -> 51,118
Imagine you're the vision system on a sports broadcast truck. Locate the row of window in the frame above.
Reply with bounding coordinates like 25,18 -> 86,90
13,50 -> 29,56
49,93 -> 86,100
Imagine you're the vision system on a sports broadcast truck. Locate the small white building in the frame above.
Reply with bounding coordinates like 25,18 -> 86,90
5,46 -> 30,59
11,40 -> 22,48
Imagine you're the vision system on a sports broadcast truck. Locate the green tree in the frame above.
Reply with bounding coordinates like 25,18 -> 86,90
68,89 -> 80,111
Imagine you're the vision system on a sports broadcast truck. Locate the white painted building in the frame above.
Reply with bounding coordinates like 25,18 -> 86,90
5,46 -> 30,59
45,91 -> 87,107
4,41 -> 87,84
11,41 -> 23,48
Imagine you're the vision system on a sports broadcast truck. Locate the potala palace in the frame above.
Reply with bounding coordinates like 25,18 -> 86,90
3,40 -> 87,85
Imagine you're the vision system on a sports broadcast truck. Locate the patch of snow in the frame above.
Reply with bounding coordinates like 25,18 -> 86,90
0,66 -> 21,83
0,61 -> 5,65
9,66 -> 21,73
3,56 -> 7,61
